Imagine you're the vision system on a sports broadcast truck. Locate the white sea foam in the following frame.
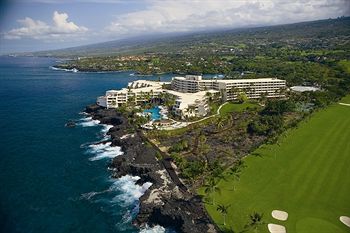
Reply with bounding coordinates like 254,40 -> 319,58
111,175 -> 152,205
140,225 -> 166,233
80,189 -> 110,200
78,116 -> 100,127
50,66 -> 79,72
101,124 -> 113,134
87,142 -> 123,161
79,114 -> 164,231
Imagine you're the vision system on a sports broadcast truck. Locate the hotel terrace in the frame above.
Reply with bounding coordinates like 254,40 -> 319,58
97,75 -> 286,119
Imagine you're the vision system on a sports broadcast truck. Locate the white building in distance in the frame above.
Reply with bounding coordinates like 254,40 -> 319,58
97,75 -> 286,119
172,75 -> 286,100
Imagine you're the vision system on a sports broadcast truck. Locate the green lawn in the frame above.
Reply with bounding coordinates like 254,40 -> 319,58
220,102 -> 259,115
339,60 -> 350,74
205,96 -> 350,233
340,94 -> 350,104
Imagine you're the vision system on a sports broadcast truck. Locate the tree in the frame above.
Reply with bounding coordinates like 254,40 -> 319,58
206,91 -> 213,102
196,133 -> 210,168
237,92 -> 248,103
210,160 -> 225,180
187,105 -> 196,117
164,93 -> 176,110
217,204 -> 230,226
259,92 -> 268,105
228,166 -> 241,191
246,212 -> 264,232
229,159 -> 246,191
228,87 -> 237,100
261,99 -> 295,115
217,116 -> 226,130
203,177 -> 221,205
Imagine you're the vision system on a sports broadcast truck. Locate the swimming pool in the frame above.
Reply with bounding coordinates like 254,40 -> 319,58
143,106 -> 162,120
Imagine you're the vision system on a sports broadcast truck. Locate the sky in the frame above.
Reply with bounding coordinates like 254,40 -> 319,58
0,0 -> 349,54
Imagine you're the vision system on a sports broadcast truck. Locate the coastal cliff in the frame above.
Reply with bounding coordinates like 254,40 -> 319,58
85,104 -> 218,233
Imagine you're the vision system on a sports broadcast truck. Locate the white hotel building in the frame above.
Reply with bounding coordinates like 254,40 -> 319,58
171,75 -> 286,101
97,75 -> 286,119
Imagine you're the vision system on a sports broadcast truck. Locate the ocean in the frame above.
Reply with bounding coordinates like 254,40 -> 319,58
0,56 -> 173,233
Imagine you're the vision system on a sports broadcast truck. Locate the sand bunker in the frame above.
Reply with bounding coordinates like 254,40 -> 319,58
272,210 -> 288,221
268,223 -> 286,233
339,103 -> 350,106
340,216 -> 350,228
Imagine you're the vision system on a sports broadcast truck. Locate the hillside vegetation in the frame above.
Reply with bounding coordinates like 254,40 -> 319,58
53,18 -> 349,93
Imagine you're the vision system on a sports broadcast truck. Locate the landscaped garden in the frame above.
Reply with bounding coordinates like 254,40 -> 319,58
204,95 -> 350,233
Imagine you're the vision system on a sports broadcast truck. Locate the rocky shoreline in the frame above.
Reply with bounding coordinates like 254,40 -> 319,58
85,104 -> 218,233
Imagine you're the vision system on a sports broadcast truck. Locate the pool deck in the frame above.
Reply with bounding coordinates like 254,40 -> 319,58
141,103 -> 227,130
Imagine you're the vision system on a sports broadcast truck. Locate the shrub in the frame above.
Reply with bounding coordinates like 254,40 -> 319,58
168,139 -> 189,153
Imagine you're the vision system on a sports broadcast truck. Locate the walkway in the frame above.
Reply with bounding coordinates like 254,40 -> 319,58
187,102 -> 228,125
145,102 -> 228,131
138,130 -> 188,193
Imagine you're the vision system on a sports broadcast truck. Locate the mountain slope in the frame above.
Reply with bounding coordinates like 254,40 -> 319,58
25,16 -> 350,58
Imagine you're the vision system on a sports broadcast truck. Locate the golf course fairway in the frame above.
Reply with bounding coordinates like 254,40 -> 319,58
206,95 -> 350,233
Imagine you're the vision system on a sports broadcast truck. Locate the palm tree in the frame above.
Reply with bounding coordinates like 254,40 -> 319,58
259,92 -> 268,105
229,87 -> 237,100
228,166 -> 241,191
246,212 -> 264,232
210,160 -> 225,180
164,93 -> 176,110
235,159 -> 247,170
145,92 -> 151,103
205,91 -> 213,102
225,114 -> 233,126
237,92 -> 248,103
203,177 -> 221,205
188,105 -> 196,117
217,204 -> 230,226
229,159 -> 246,191
216,116 -> 226,130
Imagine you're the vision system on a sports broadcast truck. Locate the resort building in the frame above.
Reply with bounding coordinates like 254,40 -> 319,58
97,75 -> 286,119
172,75 -> 286,101
167,90 -> 218,118
97,80 -> 169,109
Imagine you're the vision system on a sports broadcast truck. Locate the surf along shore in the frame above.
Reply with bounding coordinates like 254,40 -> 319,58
84,104 -> 218,233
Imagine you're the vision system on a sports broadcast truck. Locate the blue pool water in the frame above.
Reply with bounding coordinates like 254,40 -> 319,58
143,106 -> 162,120
0,56 -> 173,233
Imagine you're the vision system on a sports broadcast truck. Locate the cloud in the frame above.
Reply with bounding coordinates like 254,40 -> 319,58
4,11 -> 88,40
105,0 -> 350,37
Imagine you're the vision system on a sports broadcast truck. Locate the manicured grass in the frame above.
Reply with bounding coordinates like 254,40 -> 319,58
340,94 -> 350,104
219,102 -> 259,115
339,60 -> 350,74
205,96 -> 350,233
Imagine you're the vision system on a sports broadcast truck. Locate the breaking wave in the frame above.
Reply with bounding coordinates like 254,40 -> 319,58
140,225 -> 166,233
86,142 -> 123,161
50,66 -> 78,72
110,175 -> 152,205
78,114 -> 169,232
77,116 -> 100,127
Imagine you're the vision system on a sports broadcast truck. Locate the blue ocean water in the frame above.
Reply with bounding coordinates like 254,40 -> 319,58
0,56 -> 172,233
